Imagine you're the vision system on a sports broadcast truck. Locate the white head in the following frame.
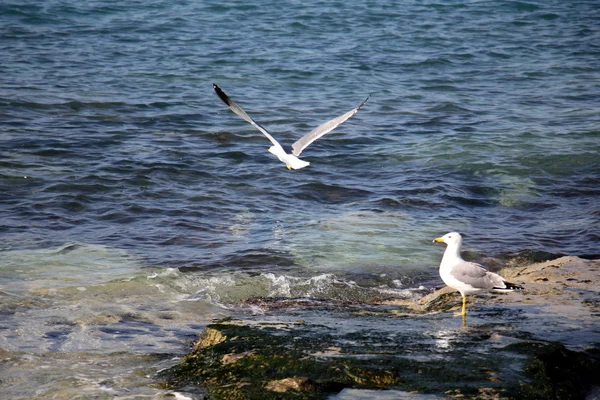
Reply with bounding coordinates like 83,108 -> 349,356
433,232 -> 463,246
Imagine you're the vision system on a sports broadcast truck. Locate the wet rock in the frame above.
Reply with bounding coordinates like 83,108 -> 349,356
161,318 -> 600,399
161,257 -> 600,399
512,343 -> 600,400
160,320 -> 406,399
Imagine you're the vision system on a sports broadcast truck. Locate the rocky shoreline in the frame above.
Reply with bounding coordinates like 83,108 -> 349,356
160,257 -> 600,399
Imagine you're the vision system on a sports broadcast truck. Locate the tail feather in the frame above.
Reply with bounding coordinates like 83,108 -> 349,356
289,158 -> 310,170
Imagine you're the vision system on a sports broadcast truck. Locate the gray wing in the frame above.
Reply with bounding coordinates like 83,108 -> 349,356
449,261 -> 505,290
291,95 -> 369,157
213,84 -> 282,149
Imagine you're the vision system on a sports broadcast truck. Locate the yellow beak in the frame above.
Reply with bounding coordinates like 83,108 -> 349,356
433,237 -> 444,243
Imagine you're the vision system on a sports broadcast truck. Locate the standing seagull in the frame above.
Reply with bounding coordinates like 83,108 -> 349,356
213,84 -> 369,170
433,232 -> 523,317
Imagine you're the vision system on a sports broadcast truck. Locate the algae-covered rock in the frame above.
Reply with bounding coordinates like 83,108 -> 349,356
161,320 -> 393,399
162,321 -> 600,399
515,343 -> 600,400
160,320 -> 493,398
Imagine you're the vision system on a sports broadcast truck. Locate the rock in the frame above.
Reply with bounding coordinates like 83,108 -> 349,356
222,350 -> 255,365
194,327 -> 226,350
419,285 -> 460,312
509,342 -> 600,399
265,377 -> 312,393
160,257 -> 600,399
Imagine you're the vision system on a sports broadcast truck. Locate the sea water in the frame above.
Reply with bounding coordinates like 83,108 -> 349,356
1,0 -> 599,397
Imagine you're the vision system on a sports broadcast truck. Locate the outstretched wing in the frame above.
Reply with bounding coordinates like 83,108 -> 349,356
213,84 -> 282,149
291,95 -> 369,157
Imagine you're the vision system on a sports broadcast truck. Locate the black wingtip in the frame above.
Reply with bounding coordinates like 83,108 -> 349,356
357,94 -> 370,110
213,83 -> 232,107
504,281 -> 524,291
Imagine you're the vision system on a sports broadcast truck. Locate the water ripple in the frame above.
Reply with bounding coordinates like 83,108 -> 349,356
1,0 -> 599,264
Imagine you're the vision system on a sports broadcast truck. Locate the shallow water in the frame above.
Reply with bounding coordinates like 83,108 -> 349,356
1,0 -> 599,397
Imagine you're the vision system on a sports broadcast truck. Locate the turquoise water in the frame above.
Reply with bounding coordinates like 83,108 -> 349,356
1,0 -> 599,397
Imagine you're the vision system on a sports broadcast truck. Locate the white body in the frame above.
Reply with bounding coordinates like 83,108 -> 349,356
268,145 -> 310,170
435,232 -> 510,296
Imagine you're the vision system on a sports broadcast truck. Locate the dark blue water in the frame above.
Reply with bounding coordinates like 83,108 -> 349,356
1,0 -> 599,397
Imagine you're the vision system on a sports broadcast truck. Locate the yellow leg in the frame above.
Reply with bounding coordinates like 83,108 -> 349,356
453,295 -> 468,317
286,165 -> 292,170
460,295 -> 468,326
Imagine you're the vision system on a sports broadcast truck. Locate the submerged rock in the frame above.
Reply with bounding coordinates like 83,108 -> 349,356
160,257 -> 600,399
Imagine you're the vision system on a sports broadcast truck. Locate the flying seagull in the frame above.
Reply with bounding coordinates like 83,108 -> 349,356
433,232 -> 523,318
213,84 -> 369,170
